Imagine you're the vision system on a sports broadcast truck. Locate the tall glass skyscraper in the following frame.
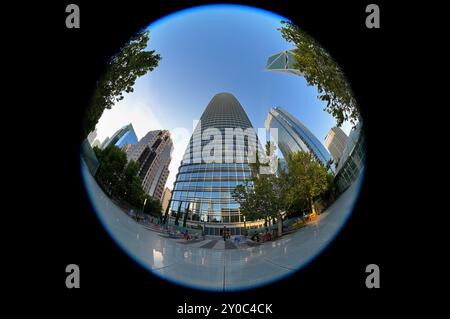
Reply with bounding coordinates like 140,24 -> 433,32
265,107 -> 333,171
102,123 -> 138,150
169,93 -> 264,236
266,49 -> 303,76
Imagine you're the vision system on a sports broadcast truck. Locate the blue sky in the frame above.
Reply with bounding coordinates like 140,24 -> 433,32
95,4 -> 352,189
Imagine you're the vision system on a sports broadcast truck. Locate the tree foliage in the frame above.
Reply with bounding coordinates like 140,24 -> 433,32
94,145 -> 162,217
232,142 -> 284,224
95,145 -> 127,196
279,21 -> 358,126
284,151 -> 331,214
83,30 -> 161,138
233,149 -> 334,227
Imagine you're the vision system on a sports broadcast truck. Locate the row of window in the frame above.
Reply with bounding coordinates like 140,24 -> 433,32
170,199 -> 240,211
179,163 -> 251,172
336,138 -> 366,191
187,139 -> 257,147
174,180 -> 249,190
193,122 -> 255,129
170,211 -> 242,223
171,190 -> 238,200
190,132 -> 257,140
184,148 -> 256,156
181,158 -> 256,165
183,151 -> 253,159
176,171 -> 252,180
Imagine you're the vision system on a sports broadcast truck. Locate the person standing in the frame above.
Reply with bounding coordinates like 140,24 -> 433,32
223,226 -> 227,242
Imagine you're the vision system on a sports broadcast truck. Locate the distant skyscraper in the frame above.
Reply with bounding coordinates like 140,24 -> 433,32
102,123 -> 138,150
126,130 -> 173,200
100,136 -> 110,149
169,92 -> 264,236
335,121 -> 365,192
324,127 -> 349,165
87,129 -> 97,146
266,49 -> 303,76
91,139 -> 102,148
265,107 -> 333,171
160,187 -> 172,214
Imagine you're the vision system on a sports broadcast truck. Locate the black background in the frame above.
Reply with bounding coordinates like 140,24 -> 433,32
13,0 -> 419,316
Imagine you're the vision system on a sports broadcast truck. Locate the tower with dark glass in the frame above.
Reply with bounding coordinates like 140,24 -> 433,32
168,93 -> 264,236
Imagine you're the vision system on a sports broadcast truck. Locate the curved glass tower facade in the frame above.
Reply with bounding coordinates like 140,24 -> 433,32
265,107 -> 333,172
102,123 -> 138,150
169,93 -> 263,236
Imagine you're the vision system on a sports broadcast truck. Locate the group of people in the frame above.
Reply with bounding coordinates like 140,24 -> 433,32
182,226 -> 275,243
251,229 -> 273,242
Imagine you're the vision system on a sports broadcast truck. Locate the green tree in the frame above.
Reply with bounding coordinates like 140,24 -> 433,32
232,141 -> 286,236
285,151 -> 331,215
279,21 -> 358,127
232,182 -> 259,222
93,145 -> 165,221
144,196 -> 162,218
174,201 -> 182,226
96,146 -> 128,196
163,200 -> 171,224
182,208 -> 190,228
83,30 -> 161,138
93,146 -> 104,162
121,160 -> 144,205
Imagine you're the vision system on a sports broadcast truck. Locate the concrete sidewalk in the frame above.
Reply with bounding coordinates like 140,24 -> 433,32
82,162 -> 363,291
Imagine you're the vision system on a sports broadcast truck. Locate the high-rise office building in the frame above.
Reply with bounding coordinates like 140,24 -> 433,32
335,121 -> 365,192
100,136 -> 110,149
102,123 -> 138,150
324,127 -> 349,165
91,139 -> 102,148
266,49 -> 303,76
265,107 -> 333,171
87,129 -> 97,145
169,93 -> 264,236
126,130 -> 173,200
160,187 -> 172,214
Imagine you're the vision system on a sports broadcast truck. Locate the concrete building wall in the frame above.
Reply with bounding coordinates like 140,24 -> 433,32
126,130 -> 173,199
324,126 -> 349,165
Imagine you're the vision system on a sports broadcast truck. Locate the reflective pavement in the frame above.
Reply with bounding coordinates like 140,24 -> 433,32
82,162 -> 363,291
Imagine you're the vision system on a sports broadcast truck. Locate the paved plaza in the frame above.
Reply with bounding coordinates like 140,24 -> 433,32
159,236 -> 261,250
82,162 -> 363,291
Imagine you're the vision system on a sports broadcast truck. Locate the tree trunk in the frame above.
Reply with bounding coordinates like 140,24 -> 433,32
277,212 -> 283,237
183,209 -> 189,228
310,199 -> 317,216
174,205 -> 181,226
163,201 -> 170,224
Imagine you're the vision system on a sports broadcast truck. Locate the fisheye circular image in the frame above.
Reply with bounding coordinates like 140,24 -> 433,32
80,4 -> 366,291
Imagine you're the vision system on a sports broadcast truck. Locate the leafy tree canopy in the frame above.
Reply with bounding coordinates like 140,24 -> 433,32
279,21 -> 358,127
83,30 -> 161,138
94,146 -> 162,217
284,151 -> 331,214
